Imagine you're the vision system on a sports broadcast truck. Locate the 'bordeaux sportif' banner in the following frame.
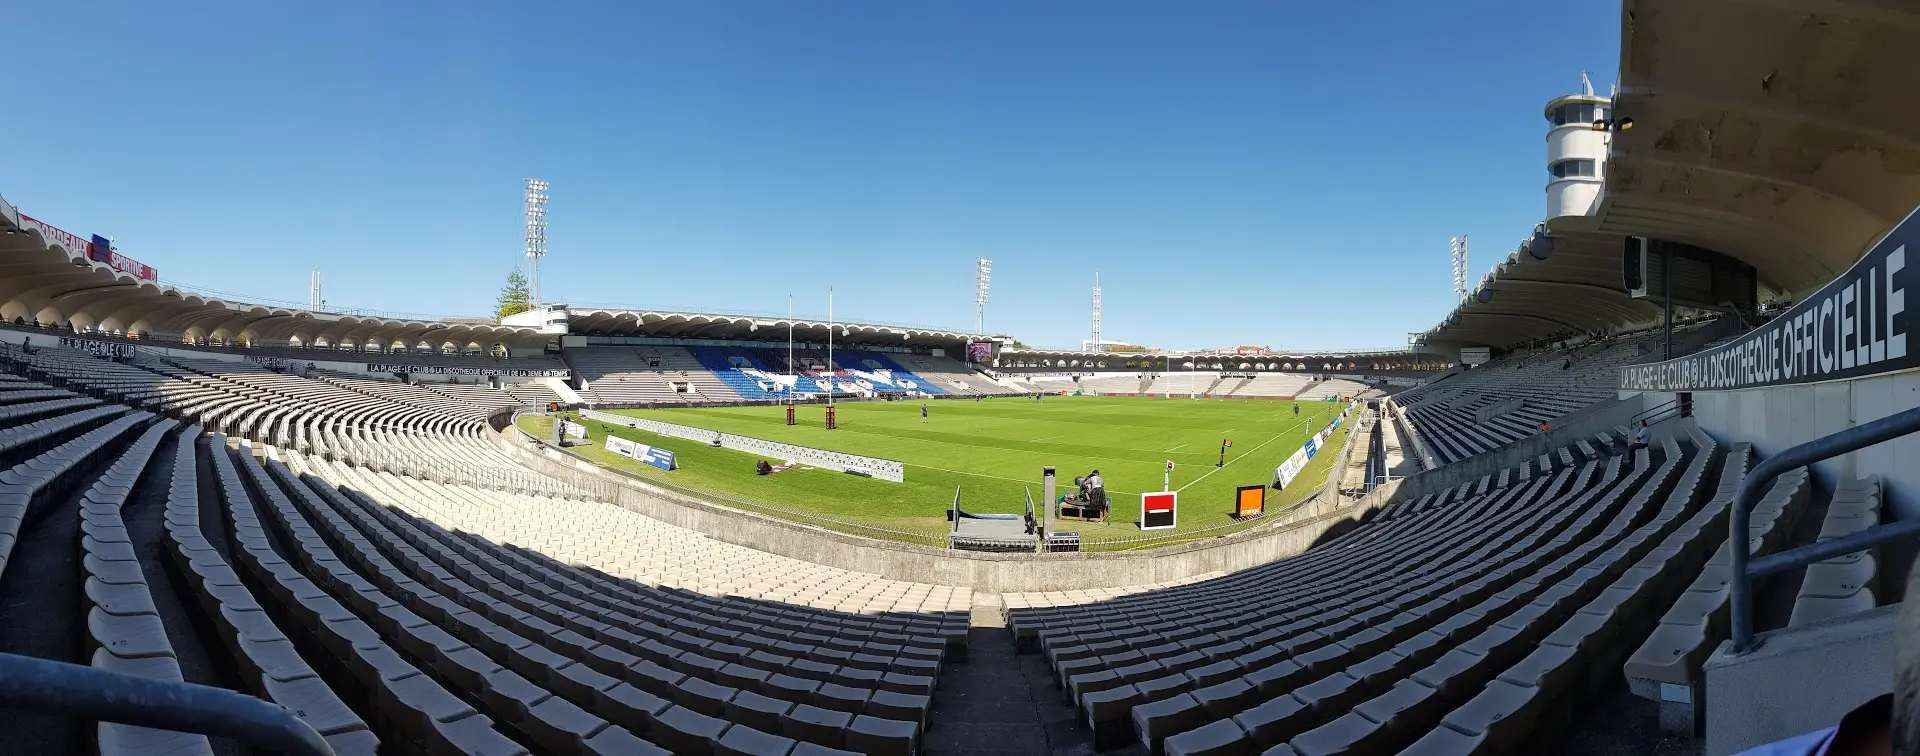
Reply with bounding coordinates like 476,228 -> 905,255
20,215 -> 93,257
16,215 -> 157,281
1141,491 -> 1177,530
89,234 -> 158,282
1620,206 -> 1914,392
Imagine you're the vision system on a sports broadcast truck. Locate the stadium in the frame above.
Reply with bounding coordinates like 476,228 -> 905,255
1,2 -> 1918,756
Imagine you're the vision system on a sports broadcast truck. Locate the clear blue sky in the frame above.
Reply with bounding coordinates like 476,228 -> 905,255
5,1 -> 1617,351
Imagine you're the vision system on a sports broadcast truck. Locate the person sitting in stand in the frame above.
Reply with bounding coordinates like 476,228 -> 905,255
1628,420 -> 1651,452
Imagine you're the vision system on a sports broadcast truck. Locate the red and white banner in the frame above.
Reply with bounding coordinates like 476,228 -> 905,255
17,214 -> 158,281
19,215 -> 91,256
103,249 -> 158,281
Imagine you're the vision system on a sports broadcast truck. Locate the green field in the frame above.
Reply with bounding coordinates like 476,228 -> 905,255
524,396 -> 1353,547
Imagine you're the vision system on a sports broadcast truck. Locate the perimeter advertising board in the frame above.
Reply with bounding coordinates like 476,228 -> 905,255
1272,405 -> 1348,490
604,434 -> 677,471
1234,485 -> 1265,518
1141,491 -> 1177,530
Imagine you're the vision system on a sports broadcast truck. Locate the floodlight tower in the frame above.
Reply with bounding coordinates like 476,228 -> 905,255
1089,273 -> 1102,353
1450,236 -> 1469,300
975,258 -> 992,335
524,179 -> 549,308
308,269 -> 324,312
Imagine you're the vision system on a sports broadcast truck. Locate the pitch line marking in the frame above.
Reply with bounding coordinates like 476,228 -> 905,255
1164,443 -> 1188,452
1174,413 -> 1329,494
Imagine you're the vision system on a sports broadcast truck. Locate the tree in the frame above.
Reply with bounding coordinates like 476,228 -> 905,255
496,269 -> 533,321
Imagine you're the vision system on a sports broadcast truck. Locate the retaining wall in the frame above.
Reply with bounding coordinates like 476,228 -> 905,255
495,408 -> 1389,592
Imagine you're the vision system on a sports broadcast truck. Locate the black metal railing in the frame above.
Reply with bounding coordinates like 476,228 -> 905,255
1729,405 -> 1920,653
1632,398 -> 1685,428
0,653 -> 335,756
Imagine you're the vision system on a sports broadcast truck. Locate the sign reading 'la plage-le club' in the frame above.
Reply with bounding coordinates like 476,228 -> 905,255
1619,208 -> 1914,393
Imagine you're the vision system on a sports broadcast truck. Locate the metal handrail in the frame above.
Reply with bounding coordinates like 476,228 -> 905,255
0,653 -> 335,756
1729,405 -> 1920,653
1632,398 -> 1683,428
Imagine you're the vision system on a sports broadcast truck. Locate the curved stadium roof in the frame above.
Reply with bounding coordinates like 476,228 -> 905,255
1419,0 -> 1920,354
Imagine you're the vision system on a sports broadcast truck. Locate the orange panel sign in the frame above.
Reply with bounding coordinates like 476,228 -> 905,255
1235,485 -> 1265,519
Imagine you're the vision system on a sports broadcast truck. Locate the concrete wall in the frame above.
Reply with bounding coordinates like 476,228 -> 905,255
1474,396 -> 1525,424
1703,605 -> 1897,756
1388,394 -> 1652,503
598,478 -> 1397,593
493,409 -> 1394,592
1638,368 -> 1920,518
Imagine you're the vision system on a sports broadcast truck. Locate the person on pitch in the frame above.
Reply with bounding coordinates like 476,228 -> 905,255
921,403 -> 929,423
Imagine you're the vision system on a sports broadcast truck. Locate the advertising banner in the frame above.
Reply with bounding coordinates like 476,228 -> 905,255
1141,491 -> 1178,530
59,337 -> 137,359
367,364 -> 572,378
1234,485 -> 1265,519
90,235 -> 158,282
1273,407 -> 1349,490
583,410 -> 903,481
1273,446 -> 1310,490
605,436 -> 636,457
20,215 -> 93,256
1620,206 -> 1913,392
603,433 -> 676,471
1460,347 -> 1491,366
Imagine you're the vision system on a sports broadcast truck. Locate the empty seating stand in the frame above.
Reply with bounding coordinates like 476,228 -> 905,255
1789,476 -> 1882,626
1622,460 -> 1809,735
997,429 -> 1746,755
161,428 -> 380,754
78,418 -> 219,756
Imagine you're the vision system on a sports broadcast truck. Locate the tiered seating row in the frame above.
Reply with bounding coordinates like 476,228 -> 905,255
1789,476 -> 1882,626
1003,427 -> 1760,755
207,435 -> 531,755
1396,340 -> 1641,464
76,418 -> 216,756
161,429 -> 379,754
287,451 -> 936,753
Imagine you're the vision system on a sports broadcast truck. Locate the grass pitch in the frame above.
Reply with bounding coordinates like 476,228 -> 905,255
528,396 -> 1353,545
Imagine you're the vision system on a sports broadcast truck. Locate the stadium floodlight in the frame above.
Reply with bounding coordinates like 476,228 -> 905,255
1450,236 -> 1469,301
524,179 -> 549,308
1090,273 -> 1101,353
975,258 -> 992,335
